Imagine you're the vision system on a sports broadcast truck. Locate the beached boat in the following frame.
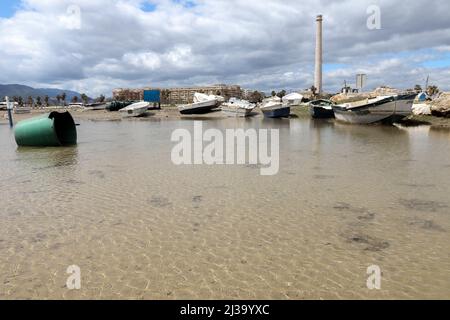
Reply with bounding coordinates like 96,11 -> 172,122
332,94 -> 416,124
260,97 -> 290,118
14,106 -> 32,114
309,99 -> 335,119
119,101 -> 150,118
84,102 -> 109,111
178,93 -> 219,115
221,98 -> 256,117
282,93 -> 304,106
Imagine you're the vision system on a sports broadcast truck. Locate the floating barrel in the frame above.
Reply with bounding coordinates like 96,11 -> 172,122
14,111 -> 77,147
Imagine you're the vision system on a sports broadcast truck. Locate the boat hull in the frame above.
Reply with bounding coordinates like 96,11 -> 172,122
14,108 -> 32,114
309,106 -> 335,119
120,107 -> 148,118
222,107 -> 254,117
178,100 -> 217,115
119,102 -> 150,118
333,94 -> 415,124
179,105 -> 216,115
261,106 -> 291,118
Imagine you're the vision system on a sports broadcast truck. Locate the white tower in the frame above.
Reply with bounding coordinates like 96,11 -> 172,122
314,15 -> 323,94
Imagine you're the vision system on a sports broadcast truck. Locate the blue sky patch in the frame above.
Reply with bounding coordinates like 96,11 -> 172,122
422,56 -> 450,68
173,0 -> 196,9
0,0 -> 20,18
141,1 -> 157,12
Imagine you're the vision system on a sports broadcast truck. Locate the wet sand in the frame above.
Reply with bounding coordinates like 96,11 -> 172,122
0,111 -> 449,300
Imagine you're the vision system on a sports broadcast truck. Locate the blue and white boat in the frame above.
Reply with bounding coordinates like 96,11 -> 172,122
260,97 -> 290,118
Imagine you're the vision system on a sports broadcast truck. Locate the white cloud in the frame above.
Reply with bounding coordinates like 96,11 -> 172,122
0,0 -> 449,97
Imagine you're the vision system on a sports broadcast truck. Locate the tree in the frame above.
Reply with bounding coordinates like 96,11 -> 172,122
27,96 -> 34,107
61,93 -> 66,106
36,96 -> 42,107
249,91 -> 264,103
310,86 -> 317,98
414,85 -> 422,93
56,95 -> 61,105
72,96 -> 79,103
18,96 -> 23,107
161,89 -> 170,104
277,90 -> 287,98
44,95 -> 49,107
271,91 -> 277,97
427,85 -> 439,96
96,94 -> 105,103
80,93 -> 89,105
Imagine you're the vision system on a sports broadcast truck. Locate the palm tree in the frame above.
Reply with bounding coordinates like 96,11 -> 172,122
56,95 -> 61,106
18,96 -> 23,107
61,93 -> 66,106
44,95 -> 49,107
36,96 -> 42,107
97,95 -> 105,103
80,93 -> 89,105
72,96 -> 79,103
310,86 -> 318,98
27,96 -> 34,108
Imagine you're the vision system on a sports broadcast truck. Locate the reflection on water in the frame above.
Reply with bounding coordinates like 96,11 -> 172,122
0,118 -> 449,300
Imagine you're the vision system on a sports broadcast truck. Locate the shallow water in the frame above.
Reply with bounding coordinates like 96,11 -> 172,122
0,117 -> 449,299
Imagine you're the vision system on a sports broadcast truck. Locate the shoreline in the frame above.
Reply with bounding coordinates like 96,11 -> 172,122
1,106 -> 450,128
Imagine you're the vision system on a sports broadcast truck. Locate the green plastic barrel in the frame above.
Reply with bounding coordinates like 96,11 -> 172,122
14,111 -> 77,147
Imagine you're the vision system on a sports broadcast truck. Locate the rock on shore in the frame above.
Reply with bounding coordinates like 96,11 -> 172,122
430,92 -> 450,117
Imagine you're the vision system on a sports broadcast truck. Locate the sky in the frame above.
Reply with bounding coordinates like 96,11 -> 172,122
0,0 -> 449,97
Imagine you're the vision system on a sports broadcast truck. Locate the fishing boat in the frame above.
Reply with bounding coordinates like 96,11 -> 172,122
119,101 -> 150,118
282,93 -> 304,106
309,99 -> 335,119
332,94 -> 416,124
178,93 -> 219,115
221,98 -> 256,117
260,97 -> 290,118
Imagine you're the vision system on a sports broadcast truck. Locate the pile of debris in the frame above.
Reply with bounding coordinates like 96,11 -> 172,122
330,86 -> 402,104
430,92 -> 450,117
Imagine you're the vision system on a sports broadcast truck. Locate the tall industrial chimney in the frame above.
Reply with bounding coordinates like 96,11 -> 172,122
314,15 -> 323,94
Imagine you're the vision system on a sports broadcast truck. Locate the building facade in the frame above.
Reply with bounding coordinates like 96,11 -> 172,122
113,84 -> 242,104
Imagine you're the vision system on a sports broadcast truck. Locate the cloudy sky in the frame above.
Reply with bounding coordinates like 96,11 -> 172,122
0,0 -> 449,97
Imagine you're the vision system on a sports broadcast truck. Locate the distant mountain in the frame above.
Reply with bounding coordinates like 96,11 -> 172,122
0,84 -> 84,101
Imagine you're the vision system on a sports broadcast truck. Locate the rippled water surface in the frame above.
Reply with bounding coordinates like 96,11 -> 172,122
0,117 -> 449,299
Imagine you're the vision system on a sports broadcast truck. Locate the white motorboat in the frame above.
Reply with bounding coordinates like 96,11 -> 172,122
119,101 -> 150,117
282,93 -> 304,106
332,94 -> 416,124
221,98 -> 256,117
260,97 -> 290,118
178,92 -> 220,115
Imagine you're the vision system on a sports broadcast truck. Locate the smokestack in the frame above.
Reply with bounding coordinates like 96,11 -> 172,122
314,14 -> 323,94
